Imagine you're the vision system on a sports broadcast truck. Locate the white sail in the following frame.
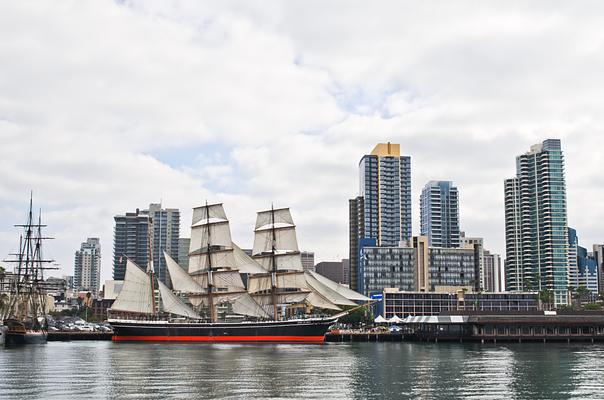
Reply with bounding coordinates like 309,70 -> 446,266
255,208 -> 294,230
164,252 -> 204,293
247,272 -> 308,293
304,271 -> 357,307
252,292 -> 309,306
252,227 -> 299,255
111,260 -> 154,314
254,252 -> 303,271
307,270 -> 370,301
188,291 -> 270,319
189,251 -> 237,273
157,280 -> 200,319
190,222 -> 233,253
232,242 -> 268,273
306,291 -> 341,311
192,203 -> 228,225
191,270 -> 246,291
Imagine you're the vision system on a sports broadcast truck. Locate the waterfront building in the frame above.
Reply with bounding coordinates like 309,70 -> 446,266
113,209 -> 151,280
504,139 -> 569,305
349,143 -> 412,291
360,236 -> 479,296
178,238 -> 191,271
74,238 -> 102,296
459,232 -> 485,289
301,251 -> 315,272
568,229 -> 599,294
483,250 -> 504,292
420,181 -> 460,248
113,204 -> 180,286
568,228 -> 579,290
382,288 -> 539,318
315,260 -> 348,284
44,276 -> 71,300
593,244 -> 604,292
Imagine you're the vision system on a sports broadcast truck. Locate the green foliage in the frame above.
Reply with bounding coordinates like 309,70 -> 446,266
539,289 -> 554,307
584,303 -> 602,311
338,305 -> 373,327
557,304 -> 575,311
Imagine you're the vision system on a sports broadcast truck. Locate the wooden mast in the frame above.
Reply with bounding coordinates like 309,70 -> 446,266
205,201 -> 216,323
270,204 -> 278,321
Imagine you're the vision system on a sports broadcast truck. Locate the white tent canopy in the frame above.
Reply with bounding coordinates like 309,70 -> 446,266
374,315 -> 388,324
388,315 -> 403,324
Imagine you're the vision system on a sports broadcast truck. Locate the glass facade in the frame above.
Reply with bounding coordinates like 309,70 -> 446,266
420,181 -> 460,248
504,139 -> 569,305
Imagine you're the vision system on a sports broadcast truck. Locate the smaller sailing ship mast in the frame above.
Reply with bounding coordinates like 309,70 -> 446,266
2,195 -> 56,327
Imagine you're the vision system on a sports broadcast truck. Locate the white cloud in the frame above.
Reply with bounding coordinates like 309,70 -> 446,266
1,1 -> 604,282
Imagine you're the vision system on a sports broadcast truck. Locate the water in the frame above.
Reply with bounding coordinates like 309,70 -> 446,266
1,341 -> 604,399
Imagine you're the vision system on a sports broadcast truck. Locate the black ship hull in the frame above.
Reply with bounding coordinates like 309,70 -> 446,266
109,317 -> 336,344
5,330 -> 47,346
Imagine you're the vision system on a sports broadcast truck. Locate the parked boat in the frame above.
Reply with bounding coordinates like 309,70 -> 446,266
1,196 -> 55,346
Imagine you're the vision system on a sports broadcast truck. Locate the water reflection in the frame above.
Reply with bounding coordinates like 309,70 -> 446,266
1,342 -> 604,399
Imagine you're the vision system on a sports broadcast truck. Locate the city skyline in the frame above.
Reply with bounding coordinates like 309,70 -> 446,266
2,2 -> 604,284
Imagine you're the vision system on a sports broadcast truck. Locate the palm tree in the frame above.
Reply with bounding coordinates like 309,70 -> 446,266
576,286 -> 591,306
539,289 -> 554,310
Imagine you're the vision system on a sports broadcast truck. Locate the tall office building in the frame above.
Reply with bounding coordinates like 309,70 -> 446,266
113,209 -> 151,281
483,250 -> 503,292
74,238 -> 102,296
146,204 -> 180,287
568,229 -> 599,293
420,181 -> 460,248
459,232 -> 484,289
178,238 -> 191,271
349,143 -> 411,291
593,244 -> 604,292
504,139 -> 569,305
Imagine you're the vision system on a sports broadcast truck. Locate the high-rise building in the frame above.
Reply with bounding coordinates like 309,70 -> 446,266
459,232 -> 484,289
74,238 -> 102,296
178,237 -> 191,271
504,139 -> 569,305
112,205 -> 180,286
301,251 -> 315,272
593,244 -> 604,292
113,209 -> 151,281
483,250 -> 503,292
568,228 -> 599,293
146,204 -> 180,287
349,143 -> 411,291
420,181 -> 460,248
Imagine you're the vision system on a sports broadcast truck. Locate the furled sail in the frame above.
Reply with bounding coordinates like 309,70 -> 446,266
157,280 -> 200,319
111,260 -> 154,314
164,252 -> 203,293
307,270 -> 370,302
232,242 -> 267,274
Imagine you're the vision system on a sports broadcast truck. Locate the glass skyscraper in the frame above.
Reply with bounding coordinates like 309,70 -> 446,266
420,181 -> 460,248
504,139 -> 569,305
349,143 -> 412,291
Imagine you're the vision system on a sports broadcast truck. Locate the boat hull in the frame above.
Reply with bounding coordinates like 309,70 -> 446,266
5,331 -> 47,346
110,318 -> 334,344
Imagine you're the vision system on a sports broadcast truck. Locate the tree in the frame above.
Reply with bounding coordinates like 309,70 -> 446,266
338,305 -> 373,328
539,289 -> 554,310
575,286 -> 591,305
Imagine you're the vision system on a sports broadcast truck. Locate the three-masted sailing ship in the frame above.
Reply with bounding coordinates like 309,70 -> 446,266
1,197 -> 55,345
109,203 -> 368,343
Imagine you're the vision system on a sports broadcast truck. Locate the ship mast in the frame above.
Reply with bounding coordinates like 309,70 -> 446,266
205,201 -> 216,323
270,204 -> 278,321
147,215 -> 156,316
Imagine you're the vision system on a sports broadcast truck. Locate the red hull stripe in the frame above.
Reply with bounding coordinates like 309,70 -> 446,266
113,335 -> 325,343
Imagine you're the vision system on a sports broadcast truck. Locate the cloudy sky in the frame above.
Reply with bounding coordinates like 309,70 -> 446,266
1,1 -> 604,282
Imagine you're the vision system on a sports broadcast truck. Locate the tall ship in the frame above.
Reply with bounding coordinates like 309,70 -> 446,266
109,203 -> 368,343
1,196 -> 55,345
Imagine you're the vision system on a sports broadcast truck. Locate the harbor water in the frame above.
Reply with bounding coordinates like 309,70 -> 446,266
2,341 -> 604,399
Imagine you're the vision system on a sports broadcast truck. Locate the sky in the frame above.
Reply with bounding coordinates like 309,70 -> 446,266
1,1 -> 604,283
